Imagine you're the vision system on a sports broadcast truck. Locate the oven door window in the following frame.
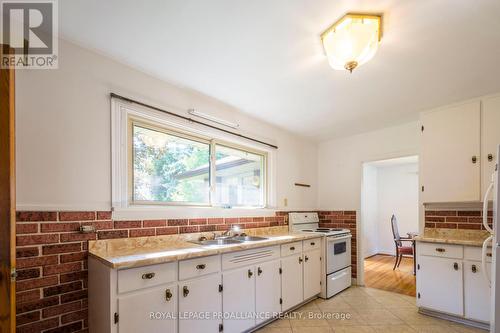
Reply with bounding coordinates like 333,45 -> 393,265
334,241 -> 347,255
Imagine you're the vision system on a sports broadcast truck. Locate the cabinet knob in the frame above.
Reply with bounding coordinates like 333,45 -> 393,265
299,257 -> 303,264
183,286 -> 189,297
453,262 -> 459,271
257,267 -> 263,276
305,256 -> 309,262
435,248 -> 445,253
488,154 -> 494,162
165,288 -> 173,301
472,156 -> 477,164
290,246 -> 295,251
487,253 -> 492,257
310,242 -> 315,246
196,264 -> 206,270
142,272 -> 155,280
471,265 -> 477,273
248,269 -> 253,278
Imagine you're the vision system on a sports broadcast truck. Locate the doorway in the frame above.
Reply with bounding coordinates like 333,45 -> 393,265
361,156 -> 419,296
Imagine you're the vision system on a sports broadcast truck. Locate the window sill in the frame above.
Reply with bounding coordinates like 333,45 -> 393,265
112,205 -> 278,220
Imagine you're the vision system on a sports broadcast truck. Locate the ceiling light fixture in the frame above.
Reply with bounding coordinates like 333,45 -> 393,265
321,13 -> 382,73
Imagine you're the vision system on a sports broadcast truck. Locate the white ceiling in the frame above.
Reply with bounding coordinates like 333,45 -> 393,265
59,0 -> 500,141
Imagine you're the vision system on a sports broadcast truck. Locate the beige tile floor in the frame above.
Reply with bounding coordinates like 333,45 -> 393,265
255,286 -> 487,333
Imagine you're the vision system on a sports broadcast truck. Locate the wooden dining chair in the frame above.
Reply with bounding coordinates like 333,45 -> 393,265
391,214 -> 414,270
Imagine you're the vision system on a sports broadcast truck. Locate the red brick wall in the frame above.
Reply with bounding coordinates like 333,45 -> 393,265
425,210 -> 492,230
15,211 -> 287,333
317,210 -> 357,278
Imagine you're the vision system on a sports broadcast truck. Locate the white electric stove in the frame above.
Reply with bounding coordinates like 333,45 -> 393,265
289,212 -> 352,298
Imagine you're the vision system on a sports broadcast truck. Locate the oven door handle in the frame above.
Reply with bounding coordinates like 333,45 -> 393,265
327,235 -> 352,242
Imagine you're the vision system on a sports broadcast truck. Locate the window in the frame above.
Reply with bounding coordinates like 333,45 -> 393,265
128,119 -> 267,208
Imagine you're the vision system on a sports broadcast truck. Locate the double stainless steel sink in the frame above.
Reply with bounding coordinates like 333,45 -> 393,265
190,235 -> 268,246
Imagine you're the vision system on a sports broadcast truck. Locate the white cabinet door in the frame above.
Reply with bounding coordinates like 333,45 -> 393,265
281,254 -> 303,311
416,256 -> 463,316
303,250 -> 321,300
420,101 -> 481,203
256,260 -> 281,325
118,284 -> 177,333
481,96 -> 500,198
464,261 -> 491,322
179,274 -> 222,333
222,266 -> 256,332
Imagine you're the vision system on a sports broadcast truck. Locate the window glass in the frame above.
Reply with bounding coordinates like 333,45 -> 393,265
132,124 -> 210,204
213,144 -> 265,207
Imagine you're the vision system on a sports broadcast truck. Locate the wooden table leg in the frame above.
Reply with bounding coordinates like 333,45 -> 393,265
412,240 -> 416,275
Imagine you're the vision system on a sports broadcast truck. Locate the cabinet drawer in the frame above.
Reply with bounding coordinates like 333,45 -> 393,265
222,246 -> 280,271
303,238 -> 321,252
179,255 -> 220,280
118,262 -> 177,294
418,242 -> 463,259
281,241 -> 303,257
464,246 -> 492,263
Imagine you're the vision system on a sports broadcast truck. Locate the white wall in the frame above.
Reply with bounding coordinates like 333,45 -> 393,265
361,165 -> 379,257
16,39 -> 318,214
361,162 -> 419,257
376,163 -> 419,255
318,121 -> 420,211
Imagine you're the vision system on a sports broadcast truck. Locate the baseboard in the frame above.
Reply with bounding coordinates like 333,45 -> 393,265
418,307 -> 489,331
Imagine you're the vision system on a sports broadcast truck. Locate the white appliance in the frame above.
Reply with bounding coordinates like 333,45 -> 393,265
482,144 -> 500,333
289,212 -> 352,298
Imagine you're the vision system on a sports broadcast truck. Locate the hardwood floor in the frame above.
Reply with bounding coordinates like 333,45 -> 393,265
364,254 -> 416,297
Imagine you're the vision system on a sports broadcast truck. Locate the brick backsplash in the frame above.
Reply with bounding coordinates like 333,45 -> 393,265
14,209 -> 355,332
425,209 -> 493,230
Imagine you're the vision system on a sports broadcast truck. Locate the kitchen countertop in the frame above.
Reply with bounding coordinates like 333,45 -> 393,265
88,226 -> 321,269
414,228 -> 490,247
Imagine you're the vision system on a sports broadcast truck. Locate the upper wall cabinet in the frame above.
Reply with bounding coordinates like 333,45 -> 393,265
420,101 -> 481,203
481,96 -> 500,198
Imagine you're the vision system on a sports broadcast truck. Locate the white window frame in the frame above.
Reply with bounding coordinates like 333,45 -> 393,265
112,97 -> 276,218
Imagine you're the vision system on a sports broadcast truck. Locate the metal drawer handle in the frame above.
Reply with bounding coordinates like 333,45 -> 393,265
305,255 -> 309,262
142,272 -> 155,280
165,288 -> 172,301
290,246 -> 295,251
196,264 -> 206,270
298,257 -> 303,264
471,265 -> 477,273
183,286 -> 189,297
310,242 -> 315,246
487,253 -> 492,257
453,262 -> 459,271
257,267 -> 263,276
435,248 -> 445,253
248,269 -> 253,278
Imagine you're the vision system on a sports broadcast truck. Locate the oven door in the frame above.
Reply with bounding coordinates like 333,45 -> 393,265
326,235 -> 352,274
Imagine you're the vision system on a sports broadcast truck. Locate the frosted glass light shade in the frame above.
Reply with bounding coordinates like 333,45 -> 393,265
321,14 -> 382,72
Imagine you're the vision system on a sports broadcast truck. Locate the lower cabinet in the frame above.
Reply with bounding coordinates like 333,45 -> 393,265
303,249 -> 321,300
416,242 -> 492,324
223,266 -> 256,332
417,255 -> 464,316
178,274 -> 222,333
89,238 -> 323,333
281,253 -> 304,311
464,261 -> 491,322
118,284 -> 177,333
255,260 -> 281,325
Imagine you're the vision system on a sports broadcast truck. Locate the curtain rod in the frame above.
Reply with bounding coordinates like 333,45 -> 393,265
110,93 -> 278,149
